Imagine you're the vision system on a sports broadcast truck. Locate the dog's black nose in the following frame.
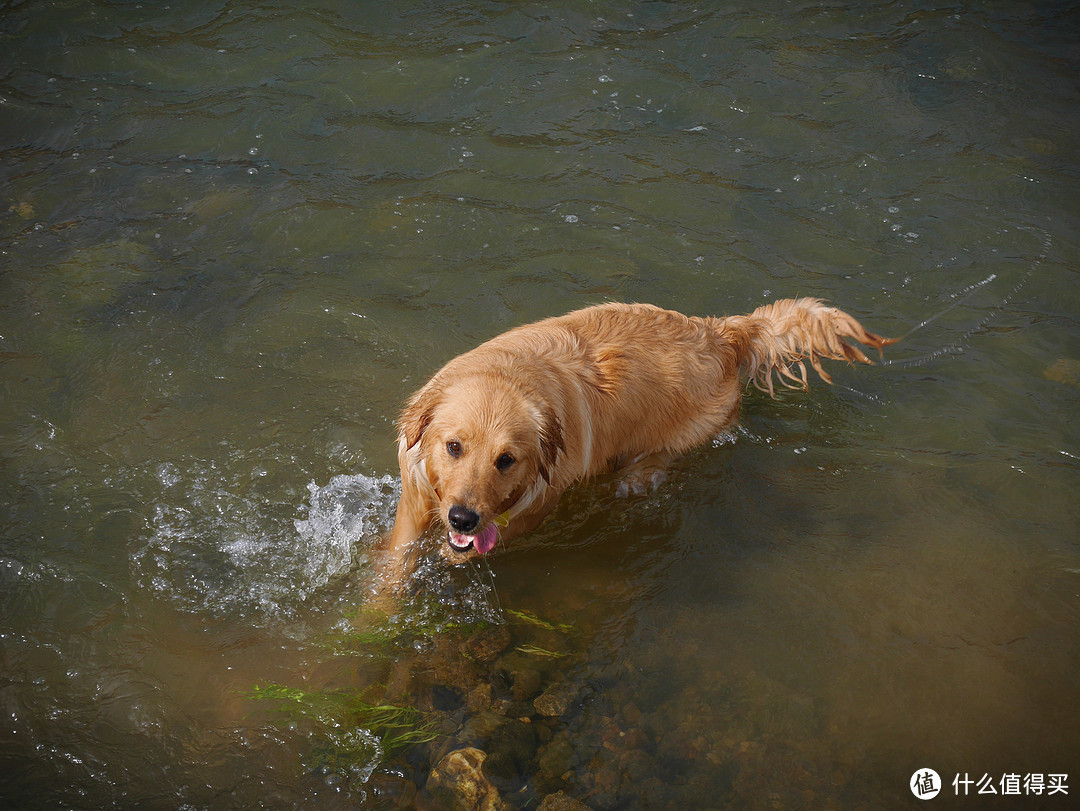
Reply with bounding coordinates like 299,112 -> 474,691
447,505 -> 480,534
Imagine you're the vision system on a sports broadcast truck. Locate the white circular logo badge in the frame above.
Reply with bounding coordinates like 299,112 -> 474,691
911,768 -> 942,800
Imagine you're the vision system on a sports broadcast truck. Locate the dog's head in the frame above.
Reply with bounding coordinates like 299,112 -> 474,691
398,372 -> 563,559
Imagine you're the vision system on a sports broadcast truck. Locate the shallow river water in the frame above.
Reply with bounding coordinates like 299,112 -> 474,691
2,1 -> 1079,809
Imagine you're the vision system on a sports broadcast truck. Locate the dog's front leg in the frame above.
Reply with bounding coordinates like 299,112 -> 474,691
375,482 -> 433,593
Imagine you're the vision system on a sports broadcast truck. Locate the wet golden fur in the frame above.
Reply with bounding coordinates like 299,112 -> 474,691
381,299 -> 892,581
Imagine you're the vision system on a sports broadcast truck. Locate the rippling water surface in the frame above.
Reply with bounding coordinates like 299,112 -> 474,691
2,1 -> 1078,808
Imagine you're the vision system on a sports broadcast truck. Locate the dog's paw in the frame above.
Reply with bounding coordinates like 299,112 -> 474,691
614,469 -> 666,498
648,469 -> 667,491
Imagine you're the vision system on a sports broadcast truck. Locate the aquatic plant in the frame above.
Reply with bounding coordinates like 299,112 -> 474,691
245,682 -> 440,774
515,644 -> 571,659
506,607 -> 575,635
316,601 -> 496,658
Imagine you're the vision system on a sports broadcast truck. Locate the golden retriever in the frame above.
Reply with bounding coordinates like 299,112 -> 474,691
380,298 -> 892,582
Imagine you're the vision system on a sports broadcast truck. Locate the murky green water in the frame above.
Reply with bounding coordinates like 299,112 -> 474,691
3,1 -> 1079,808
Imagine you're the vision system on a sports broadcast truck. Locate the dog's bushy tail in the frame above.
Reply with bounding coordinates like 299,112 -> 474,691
714,298 -> 896,396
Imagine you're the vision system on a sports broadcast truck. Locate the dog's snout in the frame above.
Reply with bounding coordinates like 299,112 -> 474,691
447,505 -> 480,534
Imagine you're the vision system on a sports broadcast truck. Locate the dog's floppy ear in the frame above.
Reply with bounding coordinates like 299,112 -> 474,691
537,407 -> 565,485
399,382 -> 441,450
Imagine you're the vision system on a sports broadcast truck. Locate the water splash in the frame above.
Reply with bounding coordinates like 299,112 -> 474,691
133,464 -> 398,620
294,472 -> 400,579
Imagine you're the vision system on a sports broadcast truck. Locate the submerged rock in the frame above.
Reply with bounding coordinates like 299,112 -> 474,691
510,664 -> 543,702
1045,357 -> 1080,387
458,710 -> 507,743
482,718 -> 539,789
426,747 -> 507,811
467,681 -> 493,713
537,789 -> 594,811
432,684 -> 466,712
535,734 -> 577,790
463,624 -> 513,663
534,682 -> 577,718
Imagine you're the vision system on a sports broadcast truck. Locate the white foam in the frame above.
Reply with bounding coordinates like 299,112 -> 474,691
293,472 -> 400,582
134,463 -> 399,621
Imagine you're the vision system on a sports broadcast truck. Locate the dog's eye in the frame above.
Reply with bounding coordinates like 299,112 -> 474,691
446,441 -> 463,458
495,453 -> 515,472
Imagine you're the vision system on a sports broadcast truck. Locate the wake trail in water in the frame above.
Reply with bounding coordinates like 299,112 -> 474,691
881,225 -> 1051,370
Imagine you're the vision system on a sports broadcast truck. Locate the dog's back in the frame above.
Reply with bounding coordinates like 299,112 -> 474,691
475,299 -> 892,468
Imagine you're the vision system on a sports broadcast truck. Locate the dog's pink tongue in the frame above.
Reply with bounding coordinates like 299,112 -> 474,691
474,522 -> 499,555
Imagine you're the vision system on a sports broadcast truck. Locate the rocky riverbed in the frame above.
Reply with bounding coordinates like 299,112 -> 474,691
249,593 -> 864,811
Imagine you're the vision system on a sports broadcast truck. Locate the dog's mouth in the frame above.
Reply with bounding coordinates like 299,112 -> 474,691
447,522 -> 499,556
